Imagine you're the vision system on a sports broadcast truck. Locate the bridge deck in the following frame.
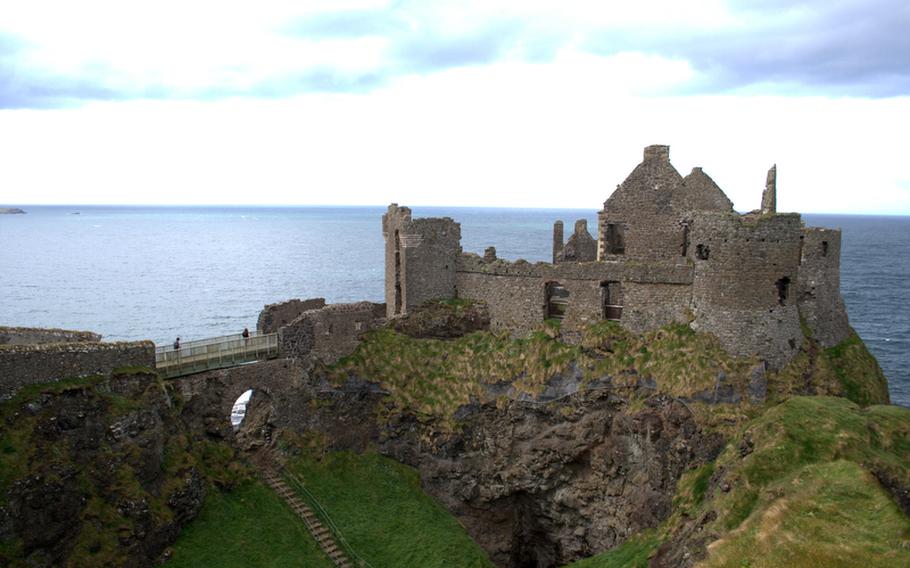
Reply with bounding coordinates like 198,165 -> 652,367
155,332 -> 279,378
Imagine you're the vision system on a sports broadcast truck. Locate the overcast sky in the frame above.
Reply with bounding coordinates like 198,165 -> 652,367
1,1 -> 908,213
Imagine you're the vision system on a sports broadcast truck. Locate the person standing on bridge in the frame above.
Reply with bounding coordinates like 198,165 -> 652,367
173,337 -> 180,350
242,327 -> 250,339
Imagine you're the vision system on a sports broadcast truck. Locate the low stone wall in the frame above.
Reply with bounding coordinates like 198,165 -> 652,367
455,254 -> 694,337
279,302 -> 386,364
257,298 -> 327,334
0,341 -> 156,400
0,326 -> 102,345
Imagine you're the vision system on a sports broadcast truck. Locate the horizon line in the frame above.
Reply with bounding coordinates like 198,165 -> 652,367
3,203 -> 909,217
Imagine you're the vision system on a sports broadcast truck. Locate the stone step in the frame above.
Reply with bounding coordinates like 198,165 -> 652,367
257,459 -> 352,568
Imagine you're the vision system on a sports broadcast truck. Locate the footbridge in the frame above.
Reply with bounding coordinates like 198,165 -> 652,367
155,332 -> 279,378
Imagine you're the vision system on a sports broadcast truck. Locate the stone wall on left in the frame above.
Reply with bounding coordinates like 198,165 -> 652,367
0,340 -> 155,400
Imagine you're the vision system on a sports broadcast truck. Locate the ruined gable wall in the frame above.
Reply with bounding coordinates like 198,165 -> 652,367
383,205 -> 461,318
676,168 -> 735,213
689,212 -> 803,369
278,302 -> 386,364
256,298 -> 327,334
797,228 -> 852,347
599,147 -> 688,262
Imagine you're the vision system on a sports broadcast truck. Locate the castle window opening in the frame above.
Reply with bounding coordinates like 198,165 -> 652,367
680,223 -> 690,257
821,241 -> 828,256
545,282 -> 569,320
230,389 -> 253,429
776,277 -> 790,306
393,230 -> 403,315
695,244 -> 710,260
605,223 -> 625,255
600,281 -> 623,321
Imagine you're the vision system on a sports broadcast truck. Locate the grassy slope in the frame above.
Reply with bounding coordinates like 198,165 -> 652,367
675,397 -> 910,567
284,450 -> 494,568
168,480 -> 333,568
564,531 -> 660,568
331,322 -> 761,430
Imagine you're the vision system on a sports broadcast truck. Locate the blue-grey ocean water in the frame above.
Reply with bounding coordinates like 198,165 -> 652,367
1,206 -> 907,407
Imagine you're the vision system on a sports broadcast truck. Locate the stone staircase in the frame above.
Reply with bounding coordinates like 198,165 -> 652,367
259,465 -> 353,568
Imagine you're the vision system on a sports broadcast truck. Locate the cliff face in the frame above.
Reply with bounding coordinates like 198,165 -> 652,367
380,392 -> 724,567
0,371 -> 242,567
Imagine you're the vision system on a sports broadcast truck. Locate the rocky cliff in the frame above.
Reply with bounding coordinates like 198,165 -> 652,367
0,370 -> 245,567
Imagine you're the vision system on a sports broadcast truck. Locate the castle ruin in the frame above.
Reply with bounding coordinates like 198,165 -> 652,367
383,145 -> 852,369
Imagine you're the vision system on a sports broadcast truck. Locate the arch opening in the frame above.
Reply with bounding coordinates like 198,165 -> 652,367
230,389 -> 253,429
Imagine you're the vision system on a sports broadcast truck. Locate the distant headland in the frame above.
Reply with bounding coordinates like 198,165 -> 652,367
0,207 -> 26,214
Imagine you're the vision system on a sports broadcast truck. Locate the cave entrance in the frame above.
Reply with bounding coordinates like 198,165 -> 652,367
230,389 -> 253,429
545,281 -> 569,321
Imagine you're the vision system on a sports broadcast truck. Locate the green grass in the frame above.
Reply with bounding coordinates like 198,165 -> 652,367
563,531 -> 660,567
769,331 -> 890,406
670,396 -> 910,566
330,321 -> 763,430
168,480 -> 333,568
285,450 -> 494,568
702,461 -> 910,567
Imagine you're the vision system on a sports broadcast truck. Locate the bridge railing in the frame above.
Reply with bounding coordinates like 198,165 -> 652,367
155,331 -> 279,378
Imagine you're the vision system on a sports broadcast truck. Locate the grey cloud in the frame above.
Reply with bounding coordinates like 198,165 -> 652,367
3,2 -> 908,108
585,0 -> 910,96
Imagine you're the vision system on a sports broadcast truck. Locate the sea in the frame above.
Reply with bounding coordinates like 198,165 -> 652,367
1,206 -> 907,408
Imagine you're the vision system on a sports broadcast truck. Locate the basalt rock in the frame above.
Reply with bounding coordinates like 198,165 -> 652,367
288,372 -> 724,568
389,299 -> 491,339
0,371 -> 221,567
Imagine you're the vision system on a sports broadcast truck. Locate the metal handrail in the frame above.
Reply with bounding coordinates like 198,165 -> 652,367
154,332 -> 279,377
284,470 -> 375,568
155,330 -> 271,354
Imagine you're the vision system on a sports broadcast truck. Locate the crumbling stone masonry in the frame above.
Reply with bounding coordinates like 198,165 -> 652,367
0,326 -> 102,345
383,145 -> 853,370
276,301 -> 386,364
257,297 -> 327,334
0,337 -> 155,400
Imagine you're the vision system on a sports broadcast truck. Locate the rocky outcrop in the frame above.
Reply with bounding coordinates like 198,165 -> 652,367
251,366 -> 723,568
0,370 -> 238,567
389,299 -> 491,339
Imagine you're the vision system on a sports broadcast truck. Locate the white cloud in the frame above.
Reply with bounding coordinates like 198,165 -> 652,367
1,56 -> 908,214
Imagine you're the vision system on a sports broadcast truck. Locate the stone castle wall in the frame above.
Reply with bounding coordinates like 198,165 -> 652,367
797,228 -> 852,347
383,205 -> 461,318
0,341 -> 156,400
689,212 -> 803,369
455,254 -> 694,336
257,297 -> 327,334
0,326 -> 102,345
279,302 -> 386,364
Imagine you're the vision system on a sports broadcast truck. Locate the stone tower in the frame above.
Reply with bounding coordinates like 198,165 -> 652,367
382,204 -> 461,318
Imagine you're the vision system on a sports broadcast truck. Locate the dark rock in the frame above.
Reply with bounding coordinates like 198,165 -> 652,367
389,300 -> 491,339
